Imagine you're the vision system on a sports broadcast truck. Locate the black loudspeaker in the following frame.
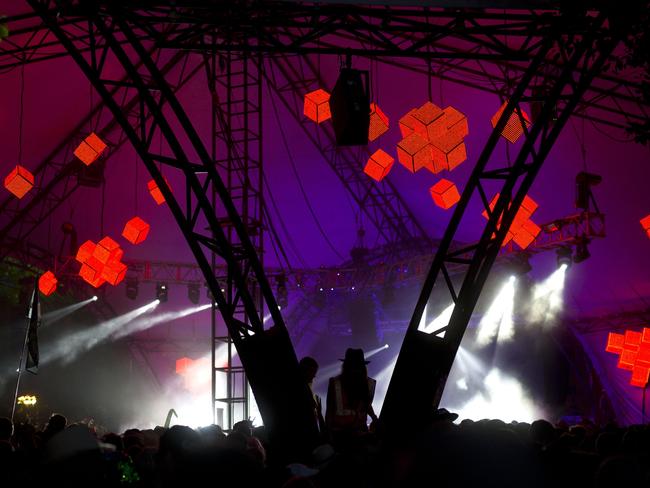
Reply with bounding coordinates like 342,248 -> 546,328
329,68 -> 370,146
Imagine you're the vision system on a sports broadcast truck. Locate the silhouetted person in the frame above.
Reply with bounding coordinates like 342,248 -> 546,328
299,356 -> 327,439
42,414 -> 66,443
326,348 -> 377,448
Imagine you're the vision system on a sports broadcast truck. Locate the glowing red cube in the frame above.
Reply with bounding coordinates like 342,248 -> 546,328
93,236 -> 123,264
79,259 -> 103,284
430,138 -> 467,172
364,149 -> 394,182
4,165 -> 34,199
148,178 -> 171,205
303,89 -> 331,124
430,179 -> 461,210
426,106 -> 468,143
607,332 -> 625,354
122,216 -> 150,245
398,109 -> 418,138
411,101 -> 444,140
101,261 -> 127,286
75,240 -> 97,263
641,215 -> 650,239
397,133 -> 432,173
618,349 -> 637,371
73,132 -> 107,166
176,357 -> 193,375
368,103 -> 389,141
38,271 -> 57,296
491,101 -> 531,144
631,366 -> 650,387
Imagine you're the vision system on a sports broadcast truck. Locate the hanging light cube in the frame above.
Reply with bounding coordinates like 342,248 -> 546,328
641,214 -> 650,239
606,328 -> 650,387
100,260 -> 127,286
38,271 -> 57,296
303,88 -> 331,124
148,177 -> 171,205
122,216 -> 150,245
368,103 -> 389,141
491,100 -> 531,144
398,109 -> 418,138
93,236 -> 123,264
397,133 -> 432,173
430,139 -> 467,173
429,179 -> 461,210
364,149 -> 395,182
76,236 -> 126,288
75,240 -> 97,263
411,101 -> 444,140
481,193 -> 540,249
4,165 -> 34,199
73,132 -> 107,166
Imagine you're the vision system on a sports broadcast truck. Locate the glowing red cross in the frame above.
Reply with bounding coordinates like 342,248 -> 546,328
606,328 -> 650,387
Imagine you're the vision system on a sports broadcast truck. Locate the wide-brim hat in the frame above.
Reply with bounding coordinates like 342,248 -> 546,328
431,408 -> 459,422
339,348 -> 370,365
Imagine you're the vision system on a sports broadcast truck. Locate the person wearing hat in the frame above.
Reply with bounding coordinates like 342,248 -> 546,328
325,348 -> 378,448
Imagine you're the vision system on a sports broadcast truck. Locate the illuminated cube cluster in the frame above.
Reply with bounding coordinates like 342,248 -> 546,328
481,193 -> 541,249
38,271 -> 58,296
490,100 -> 531,144
368,103 -> 389,141
4,165 -> 34,199
606,328 -> 650,387
641,214 -> 650,239
122,216 -> 150,245
429,179 -> 461,210
397,101 -> 468,173
304,89 -> 332,124
74,132 -> 107,166
364,149 -> 395,182
75,236 -> 127,288
148,177 -> 171,205
176,357 -> 194,375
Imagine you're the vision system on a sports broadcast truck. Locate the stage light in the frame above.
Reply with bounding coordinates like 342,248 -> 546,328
556,246 -> 572,268
4,165 -> 34,199
504,254 -> 532,277
476,277 -> 516,346
188,283 -> 200,305
156,282 -> 168,303
126,278 -> 139,300
93,295 -> 98,301
573,237 -> 590,263
329,59 -> 370,146
17,395 -> 37,406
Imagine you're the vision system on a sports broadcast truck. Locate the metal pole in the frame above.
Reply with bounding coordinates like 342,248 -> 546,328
11,286 -> 35,421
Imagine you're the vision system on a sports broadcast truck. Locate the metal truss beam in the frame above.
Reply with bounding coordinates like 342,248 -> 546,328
379,9 -> 626,432
28,0 -> 318,460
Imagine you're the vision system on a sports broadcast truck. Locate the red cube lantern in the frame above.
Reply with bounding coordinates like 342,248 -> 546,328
176,357 -> 194,375
73,132 -> 107,166
39,271 -> 57,296
148,177 -> 171,205
430,138 -> 467,173
398,108 -> 418,138
429,179 -> 461,210
93,236 -> 123,264
641,214 -> 650,239
368,103 -> 389,141
75,240 -> 97,263
364,149 -> 394,182
4,165 -> 34,199
79,259 -> 105,286
606,332 -> 625,353
411,101 -> 444,140
491,101 -> 531,144
101,261 -> 127,286
303,89 -> 331,124
122,216 -> 150,245
397,133 -> 432,173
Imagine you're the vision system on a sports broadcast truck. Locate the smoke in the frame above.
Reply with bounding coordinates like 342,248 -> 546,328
527,264 -> 567,325
476,277 -> 516,346
43,296 -> 97,325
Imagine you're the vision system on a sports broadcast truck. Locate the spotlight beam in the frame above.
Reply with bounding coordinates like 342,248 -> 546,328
42,296 -> 97,325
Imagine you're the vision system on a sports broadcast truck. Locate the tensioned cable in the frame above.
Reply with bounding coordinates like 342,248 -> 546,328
265,70 -> 346,261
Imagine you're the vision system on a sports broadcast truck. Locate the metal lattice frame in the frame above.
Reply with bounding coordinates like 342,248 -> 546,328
28,0 -> 319,457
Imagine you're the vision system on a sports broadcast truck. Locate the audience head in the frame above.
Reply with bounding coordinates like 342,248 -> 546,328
299,356 -> 319,384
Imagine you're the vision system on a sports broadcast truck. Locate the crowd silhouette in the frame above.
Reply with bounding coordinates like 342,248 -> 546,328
1,347 -> 649,487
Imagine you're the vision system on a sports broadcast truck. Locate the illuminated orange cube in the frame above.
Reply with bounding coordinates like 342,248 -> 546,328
429,179 -> 460,210
75,240 -> 97,263
122,216 -> 150,245
426,106 -> 468,143
368,103 -> 389,141
512,219 -> 540,250
398,109 -> 418,138
411,101 -> 444,140
148,178 -> 171,205
101,261 -> 127,286
4,165 -> 34,199
397,133 -> 432,173
74,132 -> 107,166
641,215 -> 650,239
631,366 -> 650,387
607,332 -> 625,353
79,259 -> 103,284
176,357 -> 193,375
93,236 -> 123,264
364,149 -> 394,182
39,271 -> 57,296
624,330 -> 642,349
430,138 -> 467,172
619,349 -> 637,371
303,89 -> 331,123
491,101 -> 531,144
